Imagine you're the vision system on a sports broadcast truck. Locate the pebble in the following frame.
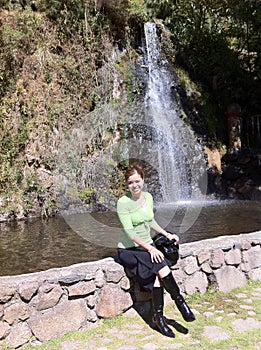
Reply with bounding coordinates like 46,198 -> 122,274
248,311 -> 256,316
251,292 -> 261,298
232,318 -> 261,333
235,293 -> 248,298
239,304 -> 254,310
203,326 -> 230,341
142,343 -> 159,350
61,341 -> 82,350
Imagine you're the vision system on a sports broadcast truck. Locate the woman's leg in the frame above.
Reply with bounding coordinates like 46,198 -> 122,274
150,268 -> 175,337
151,285 -> 175,337
160,271 -> 195,322
157,265 -> 171,279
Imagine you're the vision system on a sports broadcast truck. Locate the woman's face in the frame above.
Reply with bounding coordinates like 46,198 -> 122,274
127,171 -> 144,198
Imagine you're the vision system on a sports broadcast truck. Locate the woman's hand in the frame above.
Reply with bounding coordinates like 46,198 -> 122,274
166,233 -> 180,243
148,247 -> 165,263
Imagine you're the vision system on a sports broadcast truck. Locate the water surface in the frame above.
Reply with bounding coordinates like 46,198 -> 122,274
0,200 -> 260,276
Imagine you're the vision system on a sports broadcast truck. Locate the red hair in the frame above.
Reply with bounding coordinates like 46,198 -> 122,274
125,165 -> 144,181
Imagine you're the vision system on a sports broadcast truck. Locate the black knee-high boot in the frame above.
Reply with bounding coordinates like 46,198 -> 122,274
152,287 -> 175,338
161,273 -> 196,322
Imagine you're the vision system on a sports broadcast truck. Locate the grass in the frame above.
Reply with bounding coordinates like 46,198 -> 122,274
19,280 -> 261,350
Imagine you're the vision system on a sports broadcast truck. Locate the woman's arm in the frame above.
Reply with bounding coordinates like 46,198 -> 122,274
146,193 -> 179,243
132,235 -> 164,263
117,198 -> 165,263
151,219 -> 180,243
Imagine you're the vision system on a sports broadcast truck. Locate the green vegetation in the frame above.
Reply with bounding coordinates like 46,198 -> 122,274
147,0 -> 260,130
77,187 -> 96,204
0,0 -> 260,218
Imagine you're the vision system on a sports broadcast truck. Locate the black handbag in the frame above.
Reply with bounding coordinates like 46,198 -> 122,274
152,233 -> 179,265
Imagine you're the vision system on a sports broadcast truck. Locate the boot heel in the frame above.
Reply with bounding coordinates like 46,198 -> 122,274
152,314 -> 175,338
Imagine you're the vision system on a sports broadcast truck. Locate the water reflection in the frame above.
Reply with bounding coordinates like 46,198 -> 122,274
0,217 -> 116,276
0,200 -> 260,276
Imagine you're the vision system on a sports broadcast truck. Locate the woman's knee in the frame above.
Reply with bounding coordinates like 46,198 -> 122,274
158,265 -> 171,279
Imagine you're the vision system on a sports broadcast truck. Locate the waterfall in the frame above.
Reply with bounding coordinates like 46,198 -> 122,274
144,22 -> 207,202
55,22 -> 207,217
55,22 -> 208,243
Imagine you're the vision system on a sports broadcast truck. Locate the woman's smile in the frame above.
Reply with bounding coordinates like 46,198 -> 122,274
127,172 -> 144,198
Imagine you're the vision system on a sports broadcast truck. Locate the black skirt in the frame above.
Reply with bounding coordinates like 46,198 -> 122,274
118,246 -> 169,291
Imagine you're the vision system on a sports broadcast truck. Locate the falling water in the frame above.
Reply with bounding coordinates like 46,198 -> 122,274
144,22 -> 207,202
55,22 -> 207,220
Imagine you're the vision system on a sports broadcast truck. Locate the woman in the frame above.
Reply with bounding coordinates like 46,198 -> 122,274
117,165 -> 195,338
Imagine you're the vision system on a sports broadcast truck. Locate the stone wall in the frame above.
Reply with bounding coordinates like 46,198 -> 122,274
0,231 -> 261,348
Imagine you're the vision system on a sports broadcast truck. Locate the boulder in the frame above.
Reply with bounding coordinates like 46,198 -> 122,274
96,285 -> 132,318
225,249 -> 241,265
184,271 -> 208,295
18,281 -> 39,302
243,246 -> 261,269
210,249 -> 225,268
67,281 -> 96,297
0,321 -> 10,340
4,300 -> 29,325
0,286 -> 15,303
28,299 -> 87,342
5,322 -> 32,349
36,285 -> 63,311
213,266 -> 247,293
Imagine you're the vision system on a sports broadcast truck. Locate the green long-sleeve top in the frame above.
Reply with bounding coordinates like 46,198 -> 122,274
117,191 -> 156,249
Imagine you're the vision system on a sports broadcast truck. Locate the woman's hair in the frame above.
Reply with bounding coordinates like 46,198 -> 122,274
125,165 -> 144,181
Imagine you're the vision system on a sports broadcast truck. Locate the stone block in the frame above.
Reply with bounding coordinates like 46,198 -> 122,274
210,249 -> 225,268
4,300 -> 29,325
86,295 -> 96,308
28,299 -> 87,342
94,269 -> 104,288
184,271 -> 208,295
58,274 -> 83,285
5,322 -> 32,349
36,285 -> 63,311
225,248 -> 241,265
172,269 -> 187,285
240,239 -> 252,250
213,266 -> 247,293
67,281 -> 96,297
0,305 -> 3,319
197,251 -> 211,265
0,286 -> 15,303
85,270 -> 97,280
104,264 -> 125,283
240,261 -> 251,272
248,267 -> 261,281
96,285 -> 133,318
0,321 -> 10,340
201,262 -> 212,274
183,256 -> 199,275
18,281 -> 39,302
243,246 -> 261,269
86,308 -> 98,322
120,276 -> 131,291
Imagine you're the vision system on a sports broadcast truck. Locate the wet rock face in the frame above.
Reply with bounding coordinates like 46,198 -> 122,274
207,149 -> 261,200
222,150 -> 261,200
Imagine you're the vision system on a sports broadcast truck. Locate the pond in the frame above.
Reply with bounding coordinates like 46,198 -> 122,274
0,199 -> 260,276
